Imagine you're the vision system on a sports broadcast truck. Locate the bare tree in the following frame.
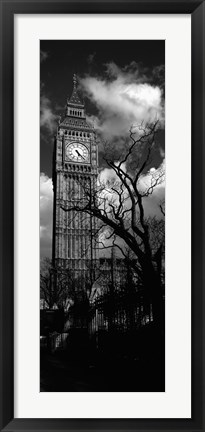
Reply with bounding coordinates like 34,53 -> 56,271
40,258 -> 76,311
61,121 -> 165,328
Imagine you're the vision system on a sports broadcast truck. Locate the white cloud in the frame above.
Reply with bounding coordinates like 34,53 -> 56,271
40,94 -> 58,134
40,173 -> 53,257
140,159 -> 165,217
139,159 -> 165,192
40,49 -> 49,63
80,62 -> 164,140
99,162 -> 126,184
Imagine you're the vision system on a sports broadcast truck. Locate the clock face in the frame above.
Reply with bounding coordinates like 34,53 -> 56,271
66,142 -> 89,163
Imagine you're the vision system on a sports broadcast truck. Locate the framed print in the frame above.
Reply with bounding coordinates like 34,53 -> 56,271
0,1 -> 204,431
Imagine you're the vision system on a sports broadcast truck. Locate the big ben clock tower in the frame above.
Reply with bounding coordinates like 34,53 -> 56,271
52,75 -> 98,282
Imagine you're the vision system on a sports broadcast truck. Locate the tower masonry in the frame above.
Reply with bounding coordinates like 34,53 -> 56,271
52,75 -> 99,279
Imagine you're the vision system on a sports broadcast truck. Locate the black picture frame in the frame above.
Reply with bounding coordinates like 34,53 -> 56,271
0,0 -> 204,431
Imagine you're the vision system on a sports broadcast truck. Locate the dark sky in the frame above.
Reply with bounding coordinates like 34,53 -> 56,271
40,40 -> 165,177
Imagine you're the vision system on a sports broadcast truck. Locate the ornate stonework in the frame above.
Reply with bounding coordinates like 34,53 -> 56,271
52,76 -> 99,277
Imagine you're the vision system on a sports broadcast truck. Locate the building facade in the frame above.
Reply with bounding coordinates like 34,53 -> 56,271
52,75 -> 99,282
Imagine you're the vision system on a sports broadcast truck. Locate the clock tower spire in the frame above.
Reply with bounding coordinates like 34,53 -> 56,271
52,75 -> 98,284
65,74 -> 85,116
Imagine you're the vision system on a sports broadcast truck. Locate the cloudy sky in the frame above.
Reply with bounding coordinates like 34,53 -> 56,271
40,40 -> 165,258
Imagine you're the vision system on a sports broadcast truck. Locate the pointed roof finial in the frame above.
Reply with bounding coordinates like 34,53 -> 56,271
73,73 -> 77,87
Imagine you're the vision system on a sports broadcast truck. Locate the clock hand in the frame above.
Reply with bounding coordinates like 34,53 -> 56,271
76,149 -> 85,159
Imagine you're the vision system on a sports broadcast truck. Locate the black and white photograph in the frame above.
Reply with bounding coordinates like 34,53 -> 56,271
40,40 -> 165,392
